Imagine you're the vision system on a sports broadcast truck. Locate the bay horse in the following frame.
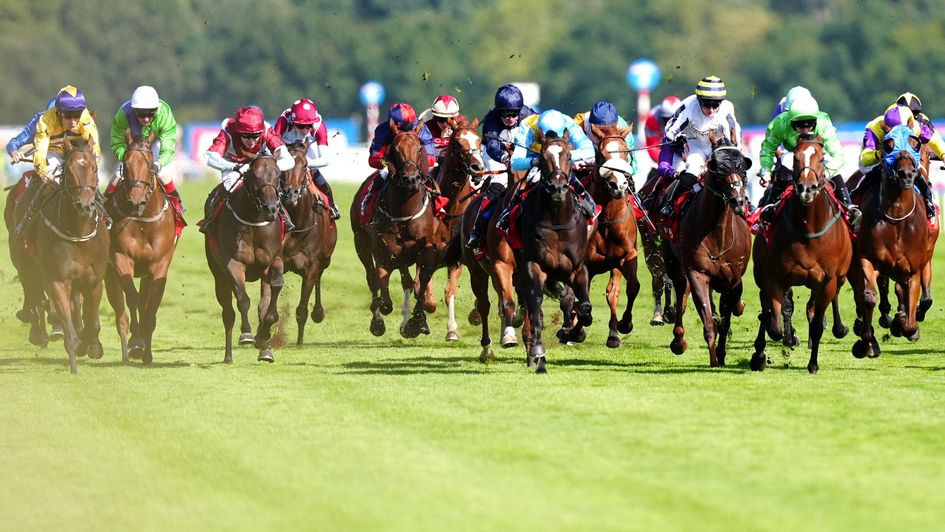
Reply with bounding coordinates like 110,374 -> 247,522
104,132 -> 179,364
280,141 -> 338,346
848,125 -> 929,358
662,131 -> 752,367
350,123 -> 440,338
750,135 -> 852,373
638,168 -> 675,326
12,137 -> 109,374
584,123 -> 641,348
204,155 -> 285,363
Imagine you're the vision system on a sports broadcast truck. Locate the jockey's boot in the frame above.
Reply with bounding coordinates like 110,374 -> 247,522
103,179 -> 118,205
360,176 -> 386,218
659,180 -> 680,218
466,199 -> 492,249
14,182 -> 52,238
495,181 -> 528,234
916,177 -> 937,219
280,204 -> 296,232
317,177 -> 341,220
570,175 -> 597,219
199,186 -> 225,235
832,174 -> 862,232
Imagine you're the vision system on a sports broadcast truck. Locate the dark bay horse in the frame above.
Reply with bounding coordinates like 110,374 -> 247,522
662,132 -> 752,367
638,168 -> 675,326
104,132 -> 179,364
350,124 -> 440,338
848,125 -> 929,358
13,138 -> 109,374
584,124 -> 641,348
204,155 -> 285,363
281,141 -> 338,346
750,136 -> 852,373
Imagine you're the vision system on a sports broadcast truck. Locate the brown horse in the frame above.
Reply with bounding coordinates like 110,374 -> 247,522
204,155 -> 285,363
750,136 -> 852,373
12,138 -> 109,374
662,132 -> 752,367
280,142 -> 338,346
350,124 -> 440,338
638,168 -> 676,326
848,125 -> 929,358
584,124 -> 641,348
104,132 -> 180,364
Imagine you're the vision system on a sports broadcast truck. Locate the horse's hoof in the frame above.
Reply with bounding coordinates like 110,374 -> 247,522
663,307 -> 676,322
418,319 -> 430,336
808,363 -> 819,374
257,349 -> 275,363
311,306 -> 325,324
445,330 -> 460,342
16,309 -> 30,323
669,339 -> 686,355
917,298 -> 932,322
141,349 -> 153,365
128,345 -> 144,361
749,353 -> 767,372
501,334 -> 518,348
379,298 -> 393,315
606,334 -> 621,349
479,346 -> 496,364
734,299 -> 746,317
467,308 -> 482,326
649,312 -> 664,326
852,339 -> 871,359
853,318 -> 864,337
867,340 -> 882,358
87,341 -> 104,360
511,306 -> 526,328
534,356 -> 547,374
907,330 -> 921,342
48,327 -> 64,342
878,314 -> 891,328
784,334 -> 799,350
890,314 -> 905,337
572,328 -> 587,344
617,316 -> 633,334
833,324 -> 849,339
401,320 -> 419,339
370,317 -> 386,337
77,340 -> 88,358
28,327 -> 48,347
238,332 -> 255,345
556,328 -> 569,343
423,301 -> 437,314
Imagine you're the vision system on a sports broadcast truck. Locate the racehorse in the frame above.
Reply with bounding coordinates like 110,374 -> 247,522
350,123 -> 440,338
104,132 -> 180,364
584,123 -> 641,348
280,141 -> 338,346
12,137 -> 109,374
662,131 -> 752,367
519,130 -> 593,374
204,155 -> 286,363
848,125 -> 930,358
750,135 -> 852,373
638,168 -> 675,326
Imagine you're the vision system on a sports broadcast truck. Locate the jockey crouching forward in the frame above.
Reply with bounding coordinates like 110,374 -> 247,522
658,76 -> 743,218
200,106 -> 295,233
420,94 -> 467,173
574,100 -> 638,188
273,98 -> 340,219
6,97 -> 55,166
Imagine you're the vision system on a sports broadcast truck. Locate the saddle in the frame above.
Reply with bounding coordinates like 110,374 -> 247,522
497,184 -> 598,250
359,174 -> 449,226
749,185 -> 856,245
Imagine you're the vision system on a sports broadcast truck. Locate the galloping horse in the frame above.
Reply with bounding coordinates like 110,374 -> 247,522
638,168 -> 675,326
280,141 -> 338,346
104,132 -> 180,364
750,135 -> 852,373
519,130 -> 593,374
848,125 -> 929,358
350,123 -> 440,338
662,131 -> 752,367
584,123 -> 641,348
12,137 -> 109,374
204,155 -> 285,363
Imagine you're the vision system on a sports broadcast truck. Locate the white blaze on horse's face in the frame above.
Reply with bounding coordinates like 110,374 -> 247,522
601,139 -> 628,190
801,145 -> 816,171
460,130 -> 485,167
546,144 -> 564,172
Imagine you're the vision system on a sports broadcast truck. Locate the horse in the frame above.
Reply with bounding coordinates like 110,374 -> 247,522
750,135 -> 852,373
350,123 -> 440,338
661,131 -> 752,368
584,123 -> 641,348
637,168 -> 676,326
848,125 -> 929,358
280,141 -> 338,346
204,155 -> 286,363
518,130 -> 593,374
11,137 -> 109,374
103,132 -> 180,364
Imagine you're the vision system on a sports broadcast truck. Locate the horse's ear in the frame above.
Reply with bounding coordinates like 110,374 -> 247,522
591,123 -> 605,142
471,117 -> 479,129
413,120 -> 424,135
124,129 -> 133,144
536,127 -> 545,146
563,128 -> 571,142
447,117 -> 457,131
730,129 -> 737,146
389,118 -> 400,134
743,155 -> 753,170
707,129 -> 718,146
618,124 -> 634,139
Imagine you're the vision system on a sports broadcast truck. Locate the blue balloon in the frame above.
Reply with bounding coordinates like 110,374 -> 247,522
626,59 -> 661,92
359,81 -> 385,106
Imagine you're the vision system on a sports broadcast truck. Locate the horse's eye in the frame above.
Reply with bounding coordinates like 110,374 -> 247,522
908,136 -> 921,151
883,140 -> 896,154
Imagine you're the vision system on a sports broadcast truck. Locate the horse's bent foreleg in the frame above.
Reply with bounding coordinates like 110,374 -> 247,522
370,265 -> 392,337
619,257 -> 641,336
850,259 -> 880,359
604,268 -> 622,348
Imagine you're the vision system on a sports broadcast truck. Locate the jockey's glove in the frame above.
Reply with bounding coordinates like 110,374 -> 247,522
672,135 -> 687,148
10,147 -> 26,164
235,163 -> 249,174
150,161 -> 162,175
758,171 -> 771,187
530,157 -> 540,168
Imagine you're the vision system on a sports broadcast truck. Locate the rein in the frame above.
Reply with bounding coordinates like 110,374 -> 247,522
377,191 -> 430,222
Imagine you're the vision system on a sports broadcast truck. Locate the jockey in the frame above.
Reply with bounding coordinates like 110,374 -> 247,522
493,109 -> 597,234
770,86 -> 812,119
5,97 -> 55,166
106,86 -> 184,213
657,76 -> 742,218
465,84 -> 538,249
272,98 -> 340,219
419,94 -> 467,165
757,94 -> 862,229
643,95 -> 682,163
201,106 -> 295,233
360,102 -> 436,217
574,100 -> 638,181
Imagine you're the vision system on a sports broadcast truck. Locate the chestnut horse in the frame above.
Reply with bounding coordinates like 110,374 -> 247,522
350,124 -> 440,338
848,125 -> 929,358
584,124 -> 641,348
750,136 -> 852,373
204,155 -> 285,363
280,141 -> 338,346
104,132 -> 180,364
662,132 -> 752,367
12,138 -> 109,374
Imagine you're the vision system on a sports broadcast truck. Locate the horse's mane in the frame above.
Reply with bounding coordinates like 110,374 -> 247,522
796,133 -> 823,145
544,131 -> 562,141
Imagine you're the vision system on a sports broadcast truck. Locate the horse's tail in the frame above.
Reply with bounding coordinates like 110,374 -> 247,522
444,232 -> 463,268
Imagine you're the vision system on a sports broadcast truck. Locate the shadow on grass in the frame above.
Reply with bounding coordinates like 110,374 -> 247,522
0,356 -> 192,371
337,355 -> 493,375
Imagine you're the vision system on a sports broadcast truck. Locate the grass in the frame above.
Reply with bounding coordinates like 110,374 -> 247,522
1,181 -> 944,531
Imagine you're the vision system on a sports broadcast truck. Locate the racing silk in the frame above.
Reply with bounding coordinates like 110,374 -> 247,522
205,118 -> 289,170
6,99 -> 55,156
481,105 -> 538,163
759,111 -> 844,175
110,99 -> 178,168
510,113 -> 595,172
771,97 -> 788,120
660,94 -> 741,178
368,121 -> 435,170
273,111 -> 330,168
32,107 -> 101,176
574,111 -> 637,174
860,109 -> 945,168
644,109 -> 669,163
423,113 -> 468,159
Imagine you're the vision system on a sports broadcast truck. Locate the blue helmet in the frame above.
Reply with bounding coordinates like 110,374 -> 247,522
589,101 -> 618,126
55,85 -> 87,113
494,84 -> 524,111
537,110 -> 568,137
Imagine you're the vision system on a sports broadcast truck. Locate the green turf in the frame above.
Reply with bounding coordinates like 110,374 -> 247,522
1,182 -> 944,531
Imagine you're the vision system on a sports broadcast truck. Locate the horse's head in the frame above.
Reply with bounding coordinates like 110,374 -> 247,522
387,122 -> 427,192
792,134 -> 827,206
537,129 -> 572,204
60,136 -> 100,218
119,130 -> 157,216
281,141 -> 310,207
446,117 -> 485,186
591,123 -> 634,199
704,130 -> 751,214
245,155 -> 282,221
882,125 -> 922,191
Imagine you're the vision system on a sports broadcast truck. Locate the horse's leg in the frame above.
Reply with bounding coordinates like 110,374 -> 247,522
605,268 -> 623,348
71,291 -> 85,355
750,287 -> 772,372
137,272 -> 168,365
227,261 -> 255,348
113,255 -> 141,342
370,265 -> 391,336
469,265 -> 494,363
404,250 -> 437,339
570,265 -> 593,344
641,230 -> 666,325
662,274 -> 676,323
104,266 -> 130,362
444,262 -> 463,341
686,271 -> 720,367
524,261 -> 548,373
715,283 -> 742,367
295,267 -> 317,346
667,255 -> 690,356
256,258 -> 284,363
492,262 -> 519,348
420,270 -> 437,314
18,258 -> 48,347
917,261 -> 933,322
894,272 -> 922,342
781,288 -> 799,349
80,282 -> 105,361
212,270 -> 236,364
877,275 -> 892,328
850,259 -> 880,359
47,281 -> 79,374
398,267 -> 413,335
807,279 -> 836,375
831,281 -> 850,339
354,226 -> 381,310
618,256 -> 641,336
311,257 -> 328,324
